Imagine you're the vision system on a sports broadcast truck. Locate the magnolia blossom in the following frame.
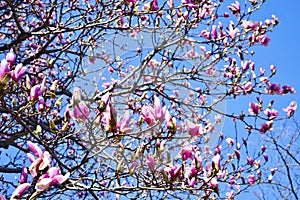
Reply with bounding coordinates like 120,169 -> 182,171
98,92 -> 110,112
0,59 -> 10,79
212,154 -> 221,172
146,154 -> 155,172
117,110 -> 131,133
30,78 -> 46,101
264,108 -> 278,120
247,174 -> 256,185
20,167 -> 28,184
283,101 -> 297,118
281,85 -> 295,94
227,24 -> 237,39
11,63 -> 27,82
141,96 -> 166,125
11,183 -> 31,200
181,145 -> 195,161
187,177 -> 196,187
266,83 -> 281,94
228,1 -> 240,16
248,102 -> 260,115
247,156 -> 254,166
185,120 -> 203,137
260,121 -> 273,134
207,177 -> 218,188
164,165 -> 182,182
226,138 -> 234,146
242,82 -> 253,93
141,104 -> 155,125
66,101 -> 90,122
35,167 -> 70,192
102,103 -> 117,132
226,191 -> 235,200
27,141 -> 52,177
130,160 -> 140,175
6,50 -> 16,65
165,110 -> 176,134
259,35 -> 271,46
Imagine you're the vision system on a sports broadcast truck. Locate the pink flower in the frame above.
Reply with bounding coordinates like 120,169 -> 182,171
226,191 -> 235,200
187,177 -> 196,187
35,167 -> 70,192
146,155 -> 155,172
20,167 -> 28,184
167,0 -> 173,8
248,102 -> 260,115
185,120 -> 203,137
102,103 -> 117,132
247,174 -> 256,185
164,165 -> 182,181
211,25 -> 217,39
227,24 -> 237,39
266,83 -> 281,94
11,63 -> 27,82
165,110 -> 176,134
27,141 -> 52,177
208,177 -> 218,188
30,78 -> 46,101
98,92 -> 110,112
260,121 -> 273,134
201,30 -> 211,40
242,82 -> 253,94
259,35 -> 271,46
27,141 -> 43,157
141,96 -> 165,125
11,183 -> 31,200
130,160 -> 140,175
263,153 -> 268,162
212,154 -> 221,172
270,65 -> 276,74
150,0 -> 158,11
181,145 -> 194,161
226,138 -> 234,146
0,59 -> 10,79
281,85 -> 295,94
241,60 -> 255,71
6,50 -> 16,66
247,156 -> 253,165
117,110 -> 131,133
283,101 -> 297,118
141,105 -> 155,125
224,12 -> 230,18
228,1 -> 240,16
264,108 -> 278,120
66,101 -> 90,122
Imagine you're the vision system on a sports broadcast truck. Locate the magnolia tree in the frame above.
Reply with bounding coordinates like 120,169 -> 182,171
0,0 -> 297,199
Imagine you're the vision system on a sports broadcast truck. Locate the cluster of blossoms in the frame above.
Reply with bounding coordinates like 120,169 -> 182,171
0,50 -> 26,84
10,142 -> 69,199
0,0 -> 297,199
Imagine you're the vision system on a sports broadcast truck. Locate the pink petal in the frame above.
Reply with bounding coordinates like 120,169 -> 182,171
53,173 -> 70,185
11,183 -> 31,199
27,141 -> 43,157
35,178 -> 53,192
39,151 -> 51,171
